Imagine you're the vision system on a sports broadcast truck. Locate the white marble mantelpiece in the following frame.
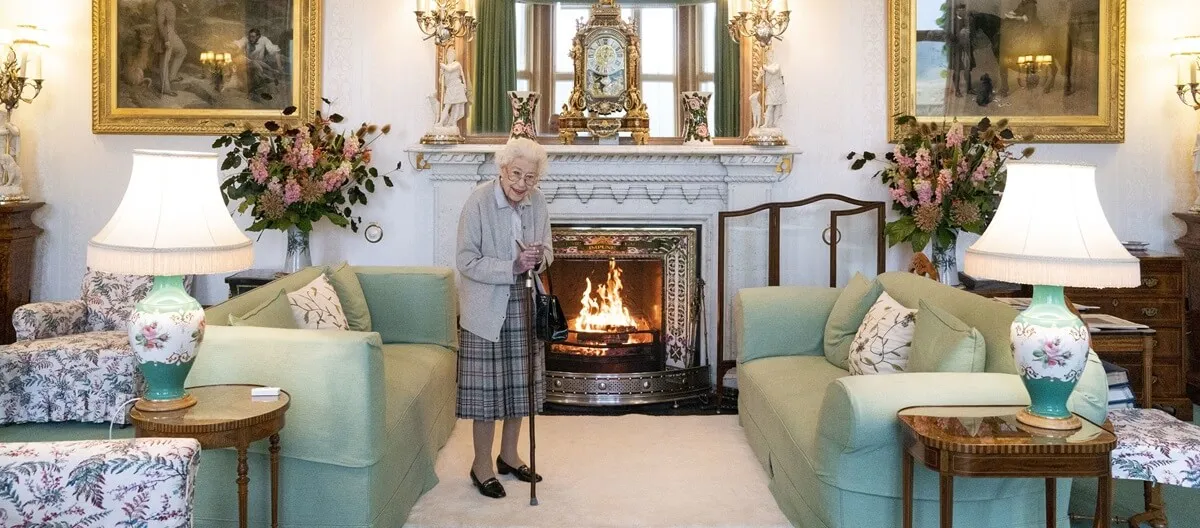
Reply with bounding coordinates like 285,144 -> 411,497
408,144 -> 798,204
407,143 -> 798,375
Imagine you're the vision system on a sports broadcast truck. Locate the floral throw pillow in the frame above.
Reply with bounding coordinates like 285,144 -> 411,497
848,292 -> 917,375
286,274 -> 349,330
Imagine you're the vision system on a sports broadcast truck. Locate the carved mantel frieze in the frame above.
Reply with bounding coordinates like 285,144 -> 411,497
407,144 -> 799,203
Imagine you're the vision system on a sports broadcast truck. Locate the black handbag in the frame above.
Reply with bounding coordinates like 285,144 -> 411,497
533,278 -> 568,343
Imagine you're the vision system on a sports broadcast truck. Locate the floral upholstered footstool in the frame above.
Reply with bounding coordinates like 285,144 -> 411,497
1108,408 -> 1200,527
0,438 -> 200,526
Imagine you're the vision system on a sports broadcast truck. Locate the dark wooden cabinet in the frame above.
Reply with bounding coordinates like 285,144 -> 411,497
1065,253 -> 1191,421
0,202 -> 44,345
1173,212 -> 1200,406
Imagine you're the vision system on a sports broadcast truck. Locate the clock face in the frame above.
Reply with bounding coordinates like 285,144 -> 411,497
585,34 -> 626,100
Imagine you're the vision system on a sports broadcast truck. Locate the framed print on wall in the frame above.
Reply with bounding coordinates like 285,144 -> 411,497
888,0 -> 1125,143
92,0 -> 322,135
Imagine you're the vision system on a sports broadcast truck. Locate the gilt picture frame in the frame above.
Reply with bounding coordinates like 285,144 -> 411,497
92,0 -> 322,135
888,0 -> 1125,143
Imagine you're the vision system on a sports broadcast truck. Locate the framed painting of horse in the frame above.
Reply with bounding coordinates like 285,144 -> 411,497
92,0 -> 322,134
888,0 -> 1125,142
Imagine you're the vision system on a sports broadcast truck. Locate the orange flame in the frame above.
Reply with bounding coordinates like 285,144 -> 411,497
574,259 -> 643,332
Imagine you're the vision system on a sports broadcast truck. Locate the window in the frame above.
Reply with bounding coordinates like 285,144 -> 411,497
517,1 -> 717,137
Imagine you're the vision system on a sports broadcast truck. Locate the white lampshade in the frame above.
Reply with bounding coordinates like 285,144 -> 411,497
964,163 -> 1139,288
88,150 -> 253,276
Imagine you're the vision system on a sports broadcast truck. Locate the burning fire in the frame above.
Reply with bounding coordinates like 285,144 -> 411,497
574,259 -> 644,333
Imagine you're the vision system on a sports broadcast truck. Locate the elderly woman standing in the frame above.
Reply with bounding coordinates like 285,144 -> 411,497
456,137 -> 552,499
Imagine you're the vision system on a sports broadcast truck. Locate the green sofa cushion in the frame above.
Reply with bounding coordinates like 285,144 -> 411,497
228,289 -> 300,329
357,267 -> 458,349
877,272 -> 1019,374
823,273 -> 883,369
327,261 -> 373,332
909,299 -> 987,373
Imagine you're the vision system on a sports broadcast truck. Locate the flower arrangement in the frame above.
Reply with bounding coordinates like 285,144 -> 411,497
215,103 -> 399,233
848,116 -> 1034,252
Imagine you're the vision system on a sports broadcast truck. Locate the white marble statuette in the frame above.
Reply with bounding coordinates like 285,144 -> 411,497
0,110 -> 26,203
423,46 -> 469,145
747,60 -> 788,147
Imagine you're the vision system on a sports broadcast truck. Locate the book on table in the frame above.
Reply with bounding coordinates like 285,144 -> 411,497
1082,313 -> 1150,332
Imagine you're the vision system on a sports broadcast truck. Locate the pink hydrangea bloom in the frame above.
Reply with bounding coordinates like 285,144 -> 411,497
894,144 -> 915,170
945,123 -> 965,149
914,148 -> 933,178
283,178 -> 302,205
935,168 -> 953,204
322,162 -> 352,192
973,153 -> 996,183
957,158 -> 971,180
283,128 -> 316,170
250,157 -> 269,184
915,179 -> 933,205
342,136 -> 360,159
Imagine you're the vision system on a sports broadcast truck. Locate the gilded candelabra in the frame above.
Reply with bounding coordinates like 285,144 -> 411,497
1174,36 -> 1200,109
0,25 -> 47,203
0,49 -> 43,115
414,0 -> 477,48
727,0 -> 790,146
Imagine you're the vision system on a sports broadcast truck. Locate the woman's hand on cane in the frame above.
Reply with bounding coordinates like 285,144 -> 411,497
513,245 -> 541,275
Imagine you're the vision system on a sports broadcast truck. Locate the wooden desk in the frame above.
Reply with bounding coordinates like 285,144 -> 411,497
130,384 -> 290,528
899,405 -> 1116,528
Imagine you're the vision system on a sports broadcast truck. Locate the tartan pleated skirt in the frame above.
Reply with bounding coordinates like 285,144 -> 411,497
456,281 -> 546,421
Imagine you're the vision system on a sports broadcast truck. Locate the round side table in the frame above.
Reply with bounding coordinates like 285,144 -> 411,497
130,384 -> 290,528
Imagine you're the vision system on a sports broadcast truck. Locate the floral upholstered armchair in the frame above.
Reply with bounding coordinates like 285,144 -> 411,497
0,438 -> 200,526
0,269 -> 192,425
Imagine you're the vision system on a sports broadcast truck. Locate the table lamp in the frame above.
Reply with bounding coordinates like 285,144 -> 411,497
964,163 -> 1139,430
88,150 -> 253,412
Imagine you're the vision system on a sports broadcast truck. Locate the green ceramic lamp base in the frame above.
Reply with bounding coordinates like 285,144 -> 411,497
1010,284 -> 1091,431
128,275 -> 206,413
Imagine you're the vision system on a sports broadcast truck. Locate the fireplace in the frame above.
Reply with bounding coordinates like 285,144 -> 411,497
545,225 -> 709,406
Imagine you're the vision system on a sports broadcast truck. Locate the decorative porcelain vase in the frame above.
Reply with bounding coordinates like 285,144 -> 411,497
931,234 -> 959,286
284,226 -> 312,274
679,91 -> 713,145
129,275 -> 204,411
1010,285 -> 1089,430
509,91 -> 539,140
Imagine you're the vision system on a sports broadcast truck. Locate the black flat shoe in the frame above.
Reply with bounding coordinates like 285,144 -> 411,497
497,456 -> 543,483
470,469 -> 506,498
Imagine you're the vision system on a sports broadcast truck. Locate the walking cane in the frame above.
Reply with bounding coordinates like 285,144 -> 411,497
524,270 -> 539,506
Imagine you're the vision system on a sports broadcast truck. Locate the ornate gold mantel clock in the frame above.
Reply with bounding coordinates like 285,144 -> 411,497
556,0 -> 650,145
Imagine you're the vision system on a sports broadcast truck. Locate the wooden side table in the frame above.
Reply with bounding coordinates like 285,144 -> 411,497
224,268 -> 284,298
899,405 -> 1117,528
0,202 -> 44,345
130,384 -> 290,528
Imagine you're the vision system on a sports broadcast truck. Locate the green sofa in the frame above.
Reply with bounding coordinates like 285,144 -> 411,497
734,272 -> 1108,528
0,266 -> 459,528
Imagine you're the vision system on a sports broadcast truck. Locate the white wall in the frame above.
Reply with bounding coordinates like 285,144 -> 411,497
4,0 -> 1198,305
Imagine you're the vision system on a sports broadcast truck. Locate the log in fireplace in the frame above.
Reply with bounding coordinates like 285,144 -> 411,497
545,225 -> 709,406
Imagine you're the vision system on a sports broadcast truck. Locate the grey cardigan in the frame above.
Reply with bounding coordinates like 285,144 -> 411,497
456,179 -> 553,342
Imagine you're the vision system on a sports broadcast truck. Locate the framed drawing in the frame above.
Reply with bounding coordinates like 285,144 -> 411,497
888,0 -> 1125,142
92,0 -> 322,135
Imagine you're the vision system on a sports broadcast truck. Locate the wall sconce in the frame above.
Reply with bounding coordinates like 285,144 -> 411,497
414,0 -> 477,145
727,0 -> 791,146
1173,36 -> 1200,109
199,51 -> 233,92
1016,55 -> 1053,89
0,24 -> 48,204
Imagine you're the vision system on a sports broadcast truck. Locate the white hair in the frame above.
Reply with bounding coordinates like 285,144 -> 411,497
495,138 -> 549,179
